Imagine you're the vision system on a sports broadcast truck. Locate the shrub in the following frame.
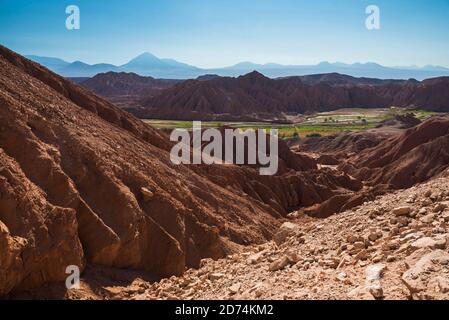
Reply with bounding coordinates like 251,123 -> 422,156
306,133 -> 322,138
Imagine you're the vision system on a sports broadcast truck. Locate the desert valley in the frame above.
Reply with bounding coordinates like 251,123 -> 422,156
1,42 -> 449,301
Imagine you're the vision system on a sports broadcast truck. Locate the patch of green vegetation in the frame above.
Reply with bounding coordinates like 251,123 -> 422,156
143,120 -> 270,129
306,133 -> 322,138
383,106 -> 440,121
402,108 -> 437,120
273,123 -> 376,139
142,107 -> 439,140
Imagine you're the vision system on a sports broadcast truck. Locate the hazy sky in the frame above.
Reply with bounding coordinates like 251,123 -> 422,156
1,0 -> 448,68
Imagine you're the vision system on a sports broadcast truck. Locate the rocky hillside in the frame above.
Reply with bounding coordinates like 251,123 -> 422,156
0,46 -> 370,296
293,72 -> 417,87
135,174 -> 449,300
132,71 -> 449,121
0,45 -> 280,295
79,72 -> 180,108
341,116 -> 449,188
29,172 -> 449,300
2,45 -> 448,299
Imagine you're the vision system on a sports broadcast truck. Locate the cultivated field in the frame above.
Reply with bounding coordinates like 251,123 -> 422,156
143,107 -> 438,139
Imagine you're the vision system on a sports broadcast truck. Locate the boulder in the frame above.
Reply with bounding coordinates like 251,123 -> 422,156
269,256 -> 290,272
402,250 -> 449,299
140,187 -> 154,201
392,206 -> 411,217
273,222 -> 300,245
410,237 -> 446,250
209,273 -> 225,281
348,264 -> 386,300
433,202 -> 448,213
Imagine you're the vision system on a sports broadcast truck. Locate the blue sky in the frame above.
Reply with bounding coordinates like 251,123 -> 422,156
1,0 -> 448,68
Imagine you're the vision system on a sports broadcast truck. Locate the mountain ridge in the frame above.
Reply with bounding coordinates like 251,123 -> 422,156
130,71 -> 449,121
26,53 -> 449,80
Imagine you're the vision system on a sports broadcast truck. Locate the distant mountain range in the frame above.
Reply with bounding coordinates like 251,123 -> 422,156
26,53 -> 449,80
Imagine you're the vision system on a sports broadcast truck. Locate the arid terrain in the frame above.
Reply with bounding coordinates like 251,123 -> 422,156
77,70 -> 449,122
59,173 -> 449,300
1,44 -> 449,300
130,71 -> 449,121
80,72 -> 181,108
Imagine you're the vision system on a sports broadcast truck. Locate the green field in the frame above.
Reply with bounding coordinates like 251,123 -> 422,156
143,107 -> 438,139
143,120 -> 271,129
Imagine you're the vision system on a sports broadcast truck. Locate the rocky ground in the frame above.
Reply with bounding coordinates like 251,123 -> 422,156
76,172 -> 449,301
2,45 -> 449,300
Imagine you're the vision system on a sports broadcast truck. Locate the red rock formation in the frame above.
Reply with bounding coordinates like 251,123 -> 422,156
3,45 -> 446,296
341,116 -> 449,188
80,72 -> 180,108
133,71 -> 449,121
298,130 -> 392,156
376,113 -> 421,129
0,46 -> 275,294
400,77 -> 449,112
0,150 -> 85,295
0,45 -> 364,295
